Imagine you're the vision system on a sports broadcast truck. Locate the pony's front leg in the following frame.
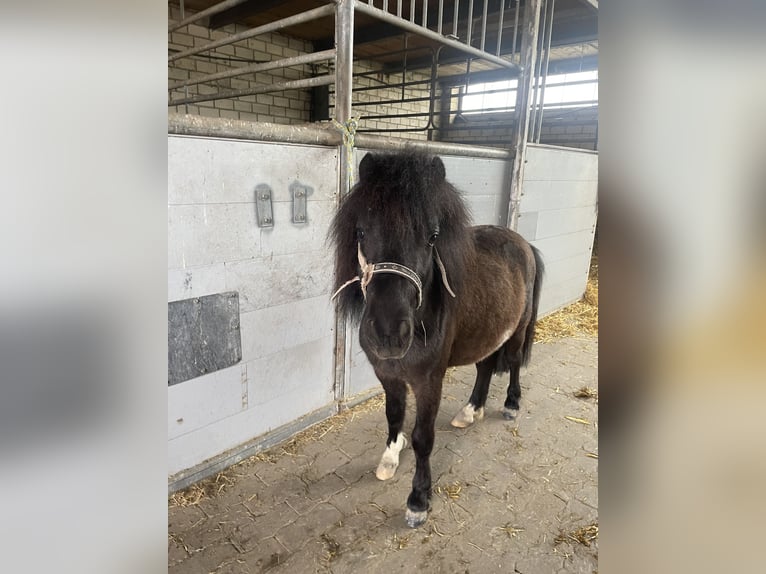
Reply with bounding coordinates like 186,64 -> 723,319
405,375 -> 443,528
375,379 -> 408,480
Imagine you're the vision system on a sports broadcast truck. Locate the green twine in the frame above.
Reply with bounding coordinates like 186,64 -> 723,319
332,117 -> 359,192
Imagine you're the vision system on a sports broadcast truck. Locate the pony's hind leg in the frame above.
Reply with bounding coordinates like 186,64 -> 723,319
376,378 -> 408,480
502,332 -> 526,420
450,356 -> 495,428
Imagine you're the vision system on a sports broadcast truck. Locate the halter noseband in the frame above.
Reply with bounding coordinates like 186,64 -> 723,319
331,243 -> 456,308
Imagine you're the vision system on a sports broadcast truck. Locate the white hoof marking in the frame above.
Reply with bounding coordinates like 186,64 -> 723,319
405,508 -> 428,528
450,403 -> 484,428
375,433 -> 407,480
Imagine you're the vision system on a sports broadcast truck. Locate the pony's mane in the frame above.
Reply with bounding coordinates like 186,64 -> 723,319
330,149 -> 471,321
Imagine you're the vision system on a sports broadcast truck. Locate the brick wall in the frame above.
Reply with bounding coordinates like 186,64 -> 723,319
438,105 -> 599,150
340,61 -> 433,140
168,5 -> 314,123
168,4 -> 434,137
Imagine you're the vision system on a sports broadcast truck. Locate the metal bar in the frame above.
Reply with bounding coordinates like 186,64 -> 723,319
332,77 -> 432,94
168,74 -> 334,106
169,4 -> 335,62
453,0 -> 460,37
528,0 -> 548,140
466,0 -> 474,46
180,0 -> 189,114
422,0 -> 428,28
167,113 -> 513,158
511,0 -> 520,61
438,0 -> 444,35
495,0 -> 506,56
410,0 -> 416,22
507,0 -> 542,230
384,0 -> 389,12
535,0 -> 555,143
169,49 -> 337,91
334,0 -> 354,406
480,0 -> 489,51
169,0 -> 251,33
397,0 -> 402,18
354,2 -> 520,70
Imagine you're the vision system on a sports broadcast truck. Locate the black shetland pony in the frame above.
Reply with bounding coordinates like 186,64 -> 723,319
330,150 -> 544,528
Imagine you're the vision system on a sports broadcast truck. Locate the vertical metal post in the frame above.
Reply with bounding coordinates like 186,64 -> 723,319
535,0 -> 555,143
438,0 -> 444,34
334,0 -> 355,406
466,0 -> 474,46
180,0 -> 189,114
410,0 -> 415,22
529,0 -> 548,141
495,0 -> 506,56
511,0 -> 520,62
422,0 -> 428,28
480,0 -> 489,52
397,0 -> 402,18
453,0 -> 460,37
507,0 -> 542,231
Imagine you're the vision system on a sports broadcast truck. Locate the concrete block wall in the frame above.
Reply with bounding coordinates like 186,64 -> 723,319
340,62 -> 433,140
168,4 -> 314,123
438,105 -> 599,150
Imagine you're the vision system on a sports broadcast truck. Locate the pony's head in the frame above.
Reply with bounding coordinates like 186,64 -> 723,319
330,150 -> 470,360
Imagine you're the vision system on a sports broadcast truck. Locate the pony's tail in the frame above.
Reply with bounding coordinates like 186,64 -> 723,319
520,245 -> 544,367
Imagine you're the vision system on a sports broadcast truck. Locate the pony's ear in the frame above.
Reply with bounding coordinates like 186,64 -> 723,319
431,156 -> 446,182
359,153 -> 376,182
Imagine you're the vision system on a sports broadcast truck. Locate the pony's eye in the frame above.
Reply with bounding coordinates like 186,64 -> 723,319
428,231 -> 439,246
356,229 -> 365,242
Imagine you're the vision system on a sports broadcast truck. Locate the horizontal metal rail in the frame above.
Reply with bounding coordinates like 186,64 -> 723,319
354,2 -> 520,72
169,0 -> 251,33
169,49 -> 337,91
168,74 -> 335,106
168,113 -> 513,159
169,4 -> 335,63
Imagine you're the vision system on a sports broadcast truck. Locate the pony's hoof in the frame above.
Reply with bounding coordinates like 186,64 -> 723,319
375,460 -> 398,480
502,407 -> 519,420
375,434 -> 407,480
450,404 -> 484,428
405,508 -> 428,528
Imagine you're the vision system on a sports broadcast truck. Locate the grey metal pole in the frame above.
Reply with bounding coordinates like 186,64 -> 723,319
354,2 -> 520,71
169,74 -> 335,106
511,0 -> 520,62
466,0 -> 474,46
169,49 -> 337,91
438,0 -> 444,35
169,4 -> 336,63
480,0 -> 489,52
535,0 -> 555,143
495,0 -> 506,56
169,0 -> 251,33
334,0 -> 355,407
507,0 -> 542,231
453,0 -> 460,37
529,0 -> 548,141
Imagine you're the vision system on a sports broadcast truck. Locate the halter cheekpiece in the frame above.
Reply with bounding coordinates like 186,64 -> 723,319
331,243 -> 456,308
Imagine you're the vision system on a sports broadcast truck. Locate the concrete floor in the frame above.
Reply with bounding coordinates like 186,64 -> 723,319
169,336 -> 598,574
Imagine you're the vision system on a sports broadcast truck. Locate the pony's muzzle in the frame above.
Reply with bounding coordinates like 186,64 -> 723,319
362,316 -> 414,360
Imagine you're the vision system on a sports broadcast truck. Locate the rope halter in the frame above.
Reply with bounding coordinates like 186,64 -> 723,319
331,243 -> 457,308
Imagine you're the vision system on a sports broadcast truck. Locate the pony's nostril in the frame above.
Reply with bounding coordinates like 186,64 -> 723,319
398,320 -> 411,340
